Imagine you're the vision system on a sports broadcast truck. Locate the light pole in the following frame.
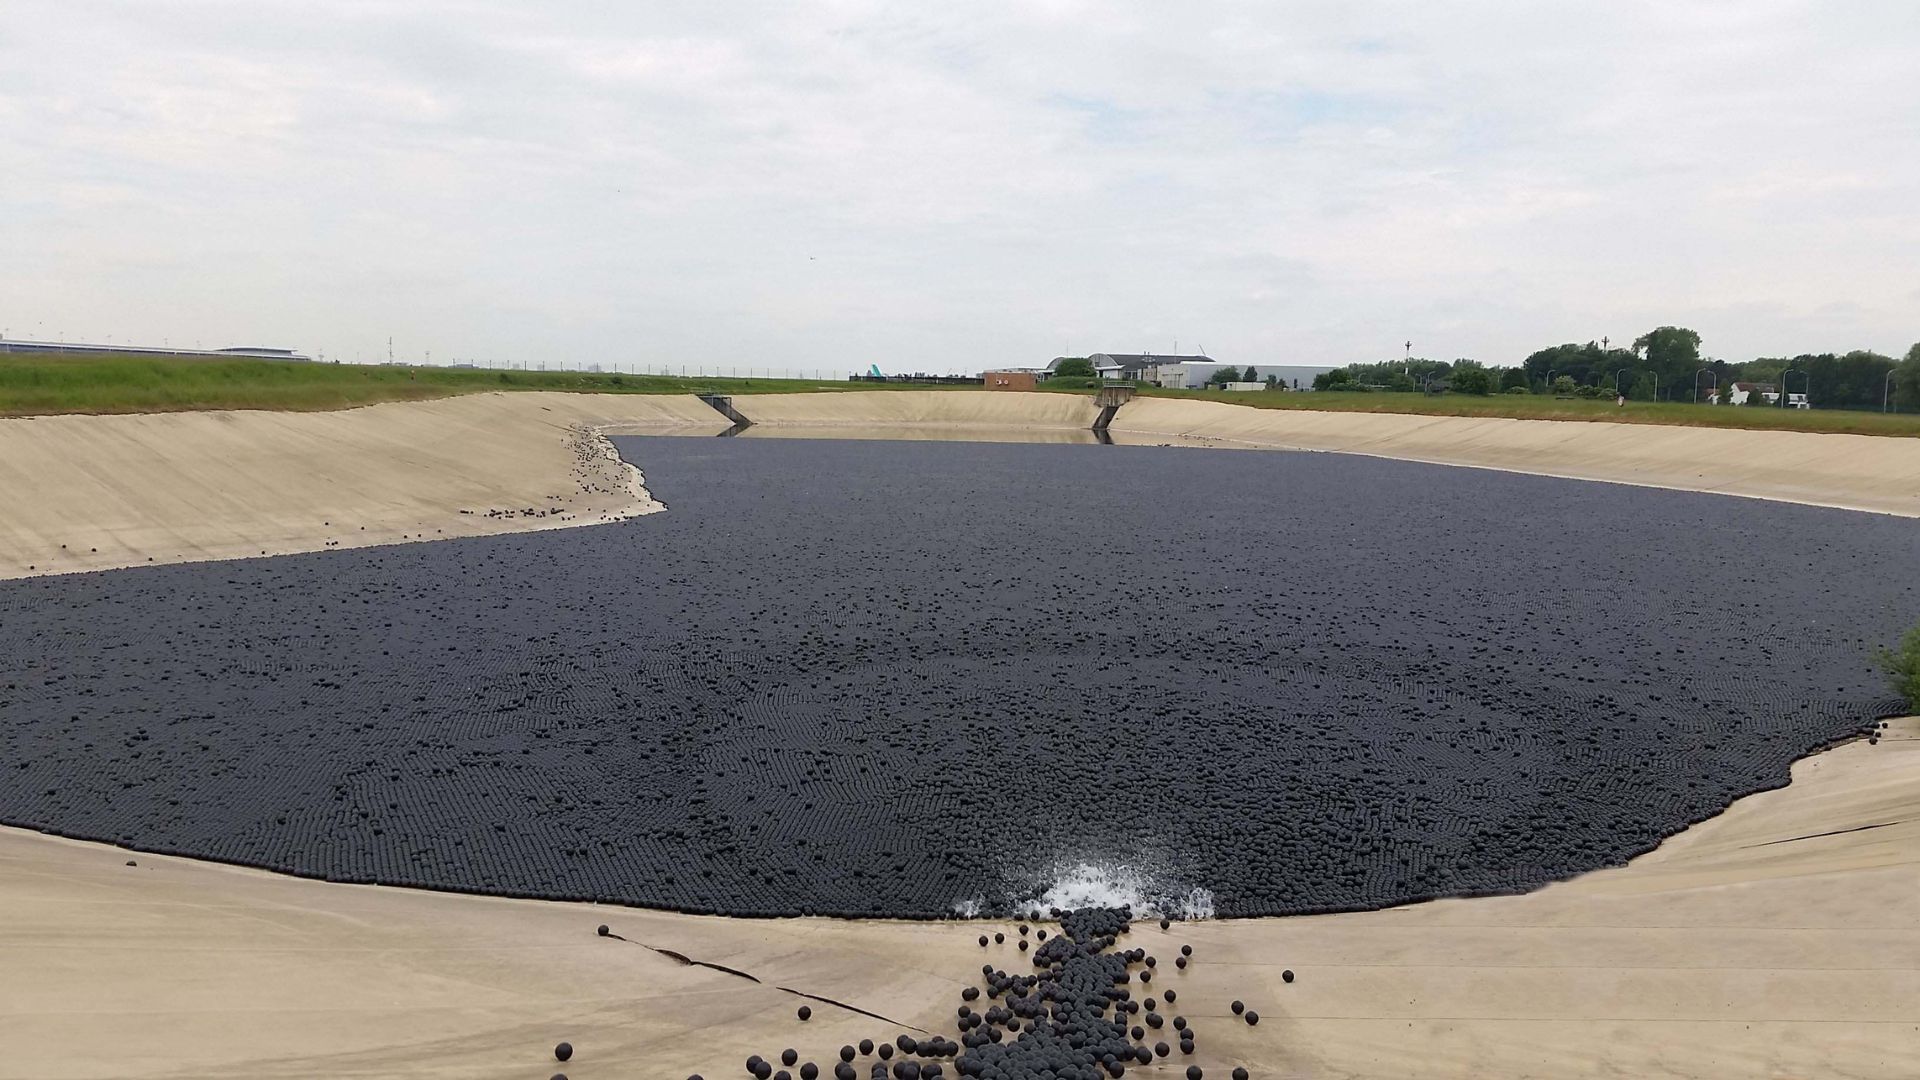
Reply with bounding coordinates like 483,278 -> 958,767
1694,367 -> 1717,404
1780,368 -> 1808,409
1887,369 -> 1898,413
1615,367 -> 1632,397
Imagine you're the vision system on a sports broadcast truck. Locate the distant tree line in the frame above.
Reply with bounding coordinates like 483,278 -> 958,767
1310,327 -> 1920,411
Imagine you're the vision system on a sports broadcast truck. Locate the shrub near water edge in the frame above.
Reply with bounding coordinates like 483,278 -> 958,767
1880,622 -> 1920,707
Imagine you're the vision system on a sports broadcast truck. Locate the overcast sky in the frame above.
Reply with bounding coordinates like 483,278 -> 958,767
4,2 -> 1917,373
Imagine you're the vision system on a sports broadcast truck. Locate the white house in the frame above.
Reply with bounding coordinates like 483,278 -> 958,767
1726,382 -> 1780,406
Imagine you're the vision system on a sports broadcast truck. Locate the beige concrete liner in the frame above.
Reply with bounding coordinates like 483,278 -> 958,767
2,718 -> 1912,1079
0,392 -> 726,578
732,390 -> 1100,428
1110,396 -> 1920,517
8,389 -> 1916,580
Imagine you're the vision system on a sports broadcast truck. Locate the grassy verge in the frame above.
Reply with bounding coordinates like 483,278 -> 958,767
0,355 -> 923,416
6,355 -> 1918,437
1036,382 -> 1920,437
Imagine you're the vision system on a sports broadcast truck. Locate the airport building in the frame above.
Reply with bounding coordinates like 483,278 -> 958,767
0,339 -> 310,361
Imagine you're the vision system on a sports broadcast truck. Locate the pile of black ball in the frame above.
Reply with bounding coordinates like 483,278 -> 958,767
0,439 -> 1911,919
729,907 -> 1251,1080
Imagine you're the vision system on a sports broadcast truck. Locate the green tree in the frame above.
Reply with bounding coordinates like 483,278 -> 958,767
1498,367 -> 1530,392
1211,366 -> 1242,384
1522,340 -> 1635,390
1744,385 -> 1771,407
1448,361 -> 1493,395
1242,366 -> 1258,382
1743,351 -> 1895,410
1551,375 -> 1576,395
1313,357 -> 1451,392
1893,343 -> 1920,411
1633,326 -> 1702,398
1053,357 -> 1095,378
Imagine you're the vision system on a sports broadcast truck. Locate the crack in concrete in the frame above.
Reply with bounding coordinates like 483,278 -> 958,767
1745,819 -> 1903,848
607,932 -> 929,1032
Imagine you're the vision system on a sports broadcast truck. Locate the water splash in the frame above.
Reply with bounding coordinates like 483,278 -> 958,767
1010,859 -> 1215,921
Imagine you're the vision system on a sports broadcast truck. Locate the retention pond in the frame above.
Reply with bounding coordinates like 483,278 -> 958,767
0,438 -> 1911,918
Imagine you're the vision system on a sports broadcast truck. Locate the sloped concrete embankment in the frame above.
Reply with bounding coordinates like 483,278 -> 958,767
722,390 -> 1920,516
1,716 -> 1911,1079
1107,396 -> 1920,517
0,392 -> 727,578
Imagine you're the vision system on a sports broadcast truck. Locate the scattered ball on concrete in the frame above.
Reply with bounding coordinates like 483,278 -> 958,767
1282,969 -> 1295,983
554,1042 -> 573,1062
797,1005 -> 812,1021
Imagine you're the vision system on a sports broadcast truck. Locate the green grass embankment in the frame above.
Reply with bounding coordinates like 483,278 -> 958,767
5,354 -> 1918,437
0,355 -> 909,416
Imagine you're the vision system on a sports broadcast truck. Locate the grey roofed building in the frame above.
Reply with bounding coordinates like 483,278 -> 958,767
0,339 -> 311,360
1084,352 -> 1214,379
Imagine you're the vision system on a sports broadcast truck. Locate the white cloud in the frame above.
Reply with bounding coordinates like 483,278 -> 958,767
2,0 -> 1916,368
